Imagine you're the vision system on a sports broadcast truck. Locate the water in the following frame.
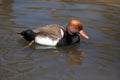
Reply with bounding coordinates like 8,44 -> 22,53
0,0 -> 120,80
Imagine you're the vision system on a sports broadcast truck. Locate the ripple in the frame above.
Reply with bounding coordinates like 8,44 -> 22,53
0,0 -> 120,80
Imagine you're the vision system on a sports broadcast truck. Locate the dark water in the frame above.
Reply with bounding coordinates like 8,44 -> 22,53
0,0 -> 120,80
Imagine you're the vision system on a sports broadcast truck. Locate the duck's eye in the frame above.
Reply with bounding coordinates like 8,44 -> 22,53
70,27 -> 79,33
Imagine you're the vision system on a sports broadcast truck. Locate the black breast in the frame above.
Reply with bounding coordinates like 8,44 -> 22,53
57,31 -> 80,46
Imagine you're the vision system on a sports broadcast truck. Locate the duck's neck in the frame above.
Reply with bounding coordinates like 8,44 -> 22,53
66,27 -> 74,35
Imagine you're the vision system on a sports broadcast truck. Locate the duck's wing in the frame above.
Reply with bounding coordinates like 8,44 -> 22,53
32,24 -> 64,40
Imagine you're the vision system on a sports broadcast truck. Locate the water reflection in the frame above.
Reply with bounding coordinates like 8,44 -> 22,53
0,43 -> 85,80
33,44 -> 85,66
67,50 -> 85,66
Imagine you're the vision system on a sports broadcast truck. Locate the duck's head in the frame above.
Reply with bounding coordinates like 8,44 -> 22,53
67,19 -> 89,39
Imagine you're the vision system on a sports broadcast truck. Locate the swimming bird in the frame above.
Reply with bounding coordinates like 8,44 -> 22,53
18,19 -> 89,47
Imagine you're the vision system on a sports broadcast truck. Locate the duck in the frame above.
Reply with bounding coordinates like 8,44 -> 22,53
18,19 -> 89,47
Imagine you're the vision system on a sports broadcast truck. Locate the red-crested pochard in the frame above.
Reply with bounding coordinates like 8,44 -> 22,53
18,19 -> 89,47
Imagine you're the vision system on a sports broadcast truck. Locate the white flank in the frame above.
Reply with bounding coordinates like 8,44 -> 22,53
35,36 -> 60,46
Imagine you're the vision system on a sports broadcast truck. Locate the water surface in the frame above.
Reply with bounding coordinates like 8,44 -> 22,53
0,0 -> 120,80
